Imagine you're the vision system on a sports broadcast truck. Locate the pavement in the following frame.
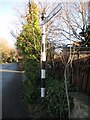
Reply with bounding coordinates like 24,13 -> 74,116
70,92 -> 90,107
70,92 -> 90,118
1,63 -> 29,119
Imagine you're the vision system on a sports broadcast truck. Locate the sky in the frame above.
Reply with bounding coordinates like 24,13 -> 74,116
0,0 -> 79,47
0,0 -> 39,47
0,0 -> 23,47
0,0 -> 88,47
0,0 -> 56,47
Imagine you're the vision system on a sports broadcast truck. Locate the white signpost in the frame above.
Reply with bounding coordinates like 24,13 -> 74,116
41,3 -> 62,97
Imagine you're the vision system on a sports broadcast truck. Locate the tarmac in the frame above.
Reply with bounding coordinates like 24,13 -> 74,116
2,63 -> 29,119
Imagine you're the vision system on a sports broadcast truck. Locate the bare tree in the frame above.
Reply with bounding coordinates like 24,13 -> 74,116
47,1 -> 89,48
44,1 -> 89,118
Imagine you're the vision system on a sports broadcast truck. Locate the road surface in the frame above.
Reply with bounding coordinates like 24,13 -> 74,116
1,63 -> 29,119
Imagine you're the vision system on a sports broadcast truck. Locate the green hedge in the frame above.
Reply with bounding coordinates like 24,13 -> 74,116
24,59 -> 40,105
23,60 -> 74,119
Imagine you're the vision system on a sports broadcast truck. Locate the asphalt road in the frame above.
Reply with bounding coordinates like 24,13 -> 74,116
0,64 -> 2,120
1,63 -> 29,119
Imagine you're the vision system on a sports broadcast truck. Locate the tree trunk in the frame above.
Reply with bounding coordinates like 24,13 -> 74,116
64,65 -> 70,118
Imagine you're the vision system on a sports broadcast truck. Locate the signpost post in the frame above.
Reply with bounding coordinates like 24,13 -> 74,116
41,12 -> 46,97
40,3 -> 62,97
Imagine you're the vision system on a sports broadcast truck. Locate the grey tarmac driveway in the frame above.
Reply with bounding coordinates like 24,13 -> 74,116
1,63 -> 29,119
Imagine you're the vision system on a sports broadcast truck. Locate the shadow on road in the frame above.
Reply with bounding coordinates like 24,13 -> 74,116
1,63 -> 29,119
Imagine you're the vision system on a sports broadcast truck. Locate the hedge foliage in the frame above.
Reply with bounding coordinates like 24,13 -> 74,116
23,60 -> 74,119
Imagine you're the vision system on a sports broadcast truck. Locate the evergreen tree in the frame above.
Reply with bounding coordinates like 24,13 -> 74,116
17,2 -> 41,60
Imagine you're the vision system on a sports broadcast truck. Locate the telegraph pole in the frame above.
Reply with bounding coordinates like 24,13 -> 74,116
41,12 -> 46,97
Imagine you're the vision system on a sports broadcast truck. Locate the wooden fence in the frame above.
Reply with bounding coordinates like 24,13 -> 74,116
72,57 -> 90,95
54,56 -> 90,96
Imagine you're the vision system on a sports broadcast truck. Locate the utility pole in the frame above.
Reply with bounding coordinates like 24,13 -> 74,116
41,3 -> 62,97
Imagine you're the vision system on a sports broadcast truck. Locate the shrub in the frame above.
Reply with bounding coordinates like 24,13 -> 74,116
24,59 -> 40,105
23,60 -> 74,119
41,68 -> 74,119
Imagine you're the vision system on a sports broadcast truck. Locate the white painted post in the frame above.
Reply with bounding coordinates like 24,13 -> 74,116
41,13 -> 46,97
